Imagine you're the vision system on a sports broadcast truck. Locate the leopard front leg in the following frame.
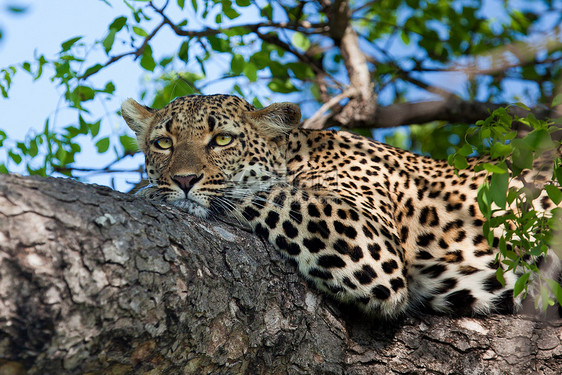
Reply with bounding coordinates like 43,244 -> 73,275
238,186 -> 410,318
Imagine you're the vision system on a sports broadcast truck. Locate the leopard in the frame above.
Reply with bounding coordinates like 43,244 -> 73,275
121,94 -> 561,319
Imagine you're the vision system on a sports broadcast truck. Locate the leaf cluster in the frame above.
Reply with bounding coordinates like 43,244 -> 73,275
450,96 -> 562,310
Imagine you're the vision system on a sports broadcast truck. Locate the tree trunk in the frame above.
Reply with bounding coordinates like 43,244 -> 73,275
0,174 -> 560,375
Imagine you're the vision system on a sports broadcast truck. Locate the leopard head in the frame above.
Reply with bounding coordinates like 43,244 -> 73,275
121,94 -> 301,218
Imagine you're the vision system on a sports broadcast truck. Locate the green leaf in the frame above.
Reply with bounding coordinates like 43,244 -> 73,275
28,139 -> 38,157
231,54 -> 244,75
268,78 -> 297,93
511,139 -> 533,171
72,85 -> 95,102
545,185 -> 562,205
481,162 -> 507,174
261,4 -> 273,18
523,129 -> 554,152
90,120 -> 101,137
120,134 -> 138,154
140,45 -> 156,71
83,64 -> 103,78
103,81 -> 116,94
513,272 -> 530,297
490,143 -> 512,158
177,0 -> 185,9
490,171 -> 509,208
221,0 -> 240,20
133,26 -> 148,37
9,151 -> 22,165
243,63 -> 258,82
457,143 -> 473,156
453,154 -> 468,170
292,32 -> 311,51
400,30 -> 410,45
555,165 -> 562,186
477,183 -> 491,219
178,41 -> 189,63
496,267 -> 505,287
236,0 -> 250,6
109,16 -> 127,32
103,29 -> 116,54
95,137 -> 110,153
61,36 -> 82,52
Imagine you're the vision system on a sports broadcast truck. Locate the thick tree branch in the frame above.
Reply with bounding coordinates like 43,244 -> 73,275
1,174 -> 561,374
317,98 -> 555,129
303,0 -> 377,129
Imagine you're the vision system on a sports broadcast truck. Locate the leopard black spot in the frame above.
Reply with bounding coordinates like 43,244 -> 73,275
289,201 -> 303,223
303,237 -> 326,253
493,290 -> 514,314
438,239 -> 449,249
416,251 -> 433,260
307,220 -> 330,239
483,273 -> 503,292
454,231 -> 466,242
309,268 -> 333,280
372,285 -> 391,300
344,226 -> 358,239
254,223 -> 269,238
350,246 -> 363,262
390,277 -> 405,291
416,233 -> 435,247
354,268 -> 375,285
362,225 -> 374,239
343,276 -> 357,290
307,203 -> 321,218
265,211 -> 280,229
275,235 -> 301,256
334,221 -> 345,234
242,206 -> 260,221
337,209 -> 347,219
435,278 -> 457,294
459,266 -> 479,275
445,289 -> 476,315
400,226 -> 409,243
421,264 -> 446,278
384,240 -> 397,255
368,243 -> 381,260
282,220 -> 298,239
382,259 -> 399,274
318,254 -> 346,268
442,250 -> 463,263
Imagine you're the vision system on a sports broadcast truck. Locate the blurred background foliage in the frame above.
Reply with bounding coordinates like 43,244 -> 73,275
0,0 -> 560,188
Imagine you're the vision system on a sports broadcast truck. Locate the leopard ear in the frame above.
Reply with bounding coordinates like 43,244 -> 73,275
245,102 -> 301,137
121,98 -> 155,134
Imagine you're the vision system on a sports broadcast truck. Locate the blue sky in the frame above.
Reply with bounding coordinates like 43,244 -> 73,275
0,1 -> 160,189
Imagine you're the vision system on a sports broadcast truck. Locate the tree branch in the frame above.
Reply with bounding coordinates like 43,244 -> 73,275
1,174 -> 561,374
317,98 -> 555,129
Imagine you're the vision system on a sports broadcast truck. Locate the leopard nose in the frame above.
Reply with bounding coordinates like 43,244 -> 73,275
172,174 -> 201,194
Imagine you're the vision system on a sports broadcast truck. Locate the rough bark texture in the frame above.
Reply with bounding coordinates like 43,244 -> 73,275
0,174 -> 561,375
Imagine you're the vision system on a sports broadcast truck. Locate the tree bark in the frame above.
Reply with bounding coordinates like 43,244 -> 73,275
0,174 -> 560,375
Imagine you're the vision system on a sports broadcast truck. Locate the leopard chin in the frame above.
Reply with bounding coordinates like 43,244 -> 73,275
172,199 -> 210,218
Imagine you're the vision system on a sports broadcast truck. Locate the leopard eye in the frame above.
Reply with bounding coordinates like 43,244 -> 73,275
213,134 -> 233,147
154,137 -> 173,150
